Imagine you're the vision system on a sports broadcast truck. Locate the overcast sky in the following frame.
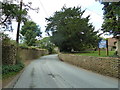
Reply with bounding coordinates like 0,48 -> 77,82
3,0 -> 111,40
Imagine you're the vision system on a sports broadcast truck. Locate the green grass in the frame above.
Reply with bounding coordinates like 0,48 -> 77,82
77,51 -> 115,57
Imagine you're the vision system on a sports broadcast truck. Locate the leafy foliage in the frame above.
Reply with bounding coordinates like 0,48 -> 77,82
36,37 -> 55,54
19,43 -> 29,49
102,2 -> 120,37
2,61 -> 24,75
0,1 -> 28,31
0,0 -> 39,30
1,33 -> 16,46
0,0 -> 39,44
20,21 -> 42,46
46,6 -> 99,52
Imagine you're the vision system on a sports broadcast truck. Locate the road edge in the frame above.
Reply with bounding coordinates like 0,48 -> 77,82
3,68 -> 24,88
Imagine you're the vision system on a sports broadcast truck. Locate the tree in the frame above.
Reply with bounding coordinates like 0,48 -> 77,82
101,2 -> 120,37
101,2 -> 120,56
0,0 -> 39,43
0,1 -> 27,31
36,37 -> 55,54
45,6 -> 99,52
20,21 -> 42,46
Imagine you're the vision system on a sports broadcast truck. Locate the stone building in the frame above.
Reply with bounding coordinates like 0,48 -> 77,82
115,35 -> 120,56
117,40 -> 120,56
108,37 -> 120,56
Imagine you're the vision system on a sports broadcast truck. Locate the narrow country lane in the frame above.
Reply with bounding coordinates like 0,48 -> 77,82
14,54 -> 118,88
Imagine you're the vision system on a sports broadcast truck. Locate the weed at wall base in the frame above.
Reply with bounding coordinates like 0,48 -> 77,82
2,61 -> 24,79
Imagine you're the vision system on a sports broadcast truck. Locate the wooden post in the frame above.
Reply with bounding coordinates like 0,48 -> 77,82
106,39 -> 109,56
98,48 -> 100,56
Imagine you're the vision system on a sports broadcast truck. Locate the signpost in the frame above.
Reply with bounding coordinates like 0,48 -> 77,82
106,40 -> 109,56
98,39 -> 109,56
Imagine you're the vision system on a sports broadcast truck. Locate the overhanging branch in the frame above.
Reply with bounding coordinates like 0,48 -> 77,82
0,15 -> 9,24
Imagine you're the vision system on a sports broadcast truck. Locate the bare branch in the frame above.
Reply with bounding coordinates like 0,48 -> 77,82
23,3 -> 39,13
0,15 -> 9,24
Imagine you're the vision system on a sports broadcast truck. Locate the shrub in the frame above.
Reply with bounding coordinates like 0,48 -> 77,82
19,44 -> 29,49
1,33 -> 17,46
2,61 -> 24,75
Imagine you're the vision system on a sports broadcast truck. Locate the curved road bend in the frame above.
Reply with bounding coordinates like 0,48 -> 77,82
14,54 -> 118,88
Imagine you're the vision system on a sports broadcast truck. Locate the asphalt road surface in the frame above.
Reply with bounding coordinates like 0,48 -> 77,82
14,54 -> 118,88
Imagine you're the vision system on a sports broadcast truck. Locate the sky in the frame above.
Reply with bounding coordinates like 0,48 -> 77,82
2,0 -> 112,40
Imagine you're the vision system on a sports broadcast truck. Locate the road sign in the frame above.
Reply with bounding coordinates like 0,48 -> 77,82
98,40 -> 106,48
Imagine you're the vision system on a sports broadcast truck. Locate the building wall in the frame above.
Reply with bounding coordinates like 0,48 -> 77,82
108,38 -> 117,47
108,38 -> 117,51
117,40 -> 120,56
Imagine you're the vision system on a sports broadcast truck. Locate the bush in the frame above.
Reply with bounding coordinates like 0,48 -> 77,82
2,61 -> 24,75
1,33 -> 17,46
19,44 -> 29,49
19,44 -> 40,50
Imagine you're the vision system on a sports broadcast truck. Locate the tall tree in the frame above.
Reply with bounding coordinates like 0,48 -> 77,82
0,1 -> 27,31
0,0 -> 39,43
46,6 -> 99,52
101,2 -> 120,37
20,21 -> 42,46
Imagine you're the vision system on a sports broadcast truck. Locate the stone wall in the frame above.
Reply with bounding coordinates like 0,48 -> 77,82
2,45 -> 48,65
2,45 -> 16,65
58,53 -> 119,78
18,48 -> 48,62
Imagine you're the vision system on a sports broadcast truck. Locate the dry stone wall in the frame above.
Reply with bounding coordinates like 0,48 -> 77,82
2,45 -> 48,65
58,53 -> 119,78
18,48 -> 48,62
2,45 -> 16,65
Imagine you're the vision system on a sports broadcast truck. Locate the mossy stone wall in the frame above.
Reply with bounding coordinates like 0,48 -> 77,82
2,45 -> 16,65
2,45 -> 48,65
59,53 -> 119,78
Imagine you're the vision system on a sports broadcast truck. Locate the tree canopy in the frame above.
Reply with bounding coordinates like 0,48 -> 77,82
36,37 -> 55,54
102,2 -> 120,37
0,1 -> 27,31
45,6 -> 99,52
20,21 -> 42,46
0,0 -> 39,30
0,0 -> 39,43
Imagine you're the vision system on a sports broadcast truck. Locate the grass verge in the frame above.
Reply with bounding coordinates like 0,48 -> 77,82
76,51 -> 116,57
2,61 -> 24,79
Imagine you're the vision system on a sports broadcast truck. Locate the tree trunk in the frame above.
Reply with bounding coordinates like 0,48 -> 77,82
16,0 -> 22,43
